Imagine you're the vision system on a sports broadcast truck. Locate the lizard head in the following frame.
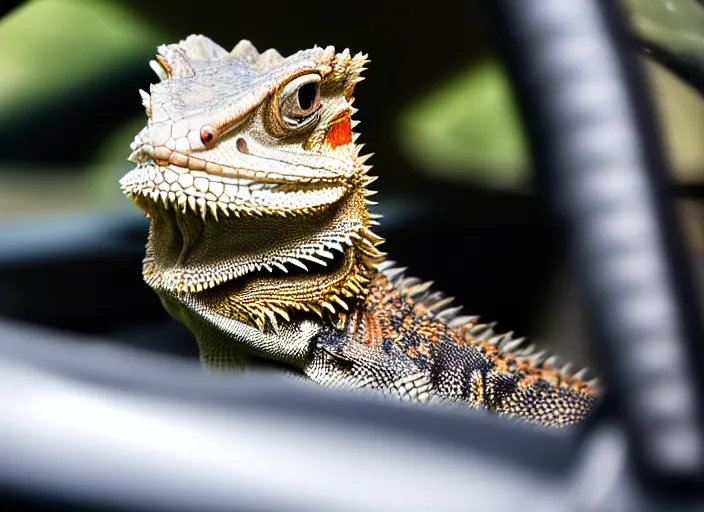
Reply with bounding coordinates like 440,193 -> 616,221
120,35 -> 384,347
122,35 -> 370,216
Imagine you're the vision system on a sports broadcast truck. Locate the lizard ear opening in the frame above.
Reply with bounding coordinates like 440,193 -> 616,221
269,74 -> 322,136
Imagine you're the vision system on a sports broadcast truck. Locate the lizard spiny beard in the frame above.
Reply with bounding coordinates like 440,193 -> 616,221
136,179 -> 384,332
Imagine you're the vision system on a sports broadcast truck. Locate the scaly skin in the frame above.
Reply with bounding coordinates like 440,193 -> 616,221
121,35 -> 599,427
308,271 -> 597,427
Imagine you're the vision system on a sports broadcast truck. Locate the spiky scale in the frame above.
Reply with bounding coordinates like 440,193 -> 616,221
527,351 -> 546,365
270,305 -> 290,322
328,242 -> 345,253
518,343 -> 536,355
398,277 -> 421,290
383,267 -> 406,283
571,367 -> 589,381
435,306 -> 463,322
407,280 -> 434,299
358,153 -> 374,164
187,196 -> 197,213
545,356 -> 560,368
470,324 -> 491,336
208,201 -> 219,220
427,297 -> 455,313
360,227 -> 384,244
346,280 -> 361,295
308,304 -> 324,318
300,254 -> 327,266
501,337 -> 524,354
287,258 -> 308,271
264,309 -> 279,332
448,315 -> 478,329
331,295 -> 349,310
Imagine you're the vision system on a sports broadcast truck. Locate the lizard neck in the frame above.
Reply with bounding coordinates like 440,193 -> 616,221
138,181 -> 385,367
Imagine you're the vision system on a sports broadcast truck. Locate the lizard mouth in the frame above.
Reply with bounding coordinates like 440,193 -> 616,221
120,161 -> 350,220
127,142 -> 350,184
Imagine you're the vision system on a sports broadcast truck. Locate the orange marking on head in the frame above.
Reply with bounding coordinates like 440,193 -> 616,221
326,115 -> 352,149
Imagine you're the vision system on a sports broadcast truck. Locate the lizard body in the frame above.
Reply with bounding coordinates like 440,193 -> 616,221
121,35 -> 599,427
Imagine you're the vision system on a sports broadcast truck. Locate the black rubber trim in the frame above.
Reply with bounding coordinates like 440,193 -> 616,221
481,0 -> 704,490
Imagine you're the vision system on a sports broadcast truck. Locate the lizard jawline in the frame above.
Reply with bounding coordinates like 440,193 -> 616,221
138,187 -> 382,332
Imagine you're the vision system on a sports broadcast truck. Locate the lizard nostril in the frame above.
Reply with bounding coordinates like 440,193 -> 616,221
200,124 -> 219,147
236,137 -> 249,154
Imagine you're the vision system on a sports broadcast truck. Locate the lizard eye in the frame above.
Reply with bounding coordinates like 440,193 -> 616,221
200,124 -> 219,147
277,74 -> 321,132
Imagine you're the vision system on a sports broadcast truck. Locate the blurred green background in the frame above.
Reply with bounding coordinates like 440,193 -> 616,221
1,0 -> 702,215
0,0 -> 702,366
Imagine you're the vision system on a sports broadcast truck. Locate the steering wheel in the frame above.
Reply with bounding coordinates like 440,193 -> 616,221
1,0 -> 703,510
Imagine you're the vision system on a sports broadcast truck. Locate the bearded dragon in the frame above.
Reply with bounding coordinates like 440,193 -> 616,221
120,35 -> 599,427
